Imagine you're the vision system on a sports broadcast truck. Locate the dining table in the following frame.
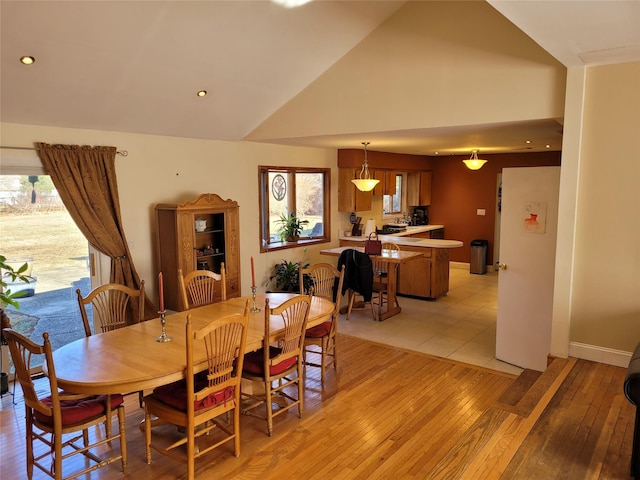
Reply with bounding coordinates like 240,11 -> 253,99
320,246 -> 421,321
47,293 -> 333,396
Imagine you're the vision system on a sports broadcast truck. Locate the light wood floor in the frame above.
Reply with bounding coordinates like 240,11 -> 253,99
0,334 -> 635,479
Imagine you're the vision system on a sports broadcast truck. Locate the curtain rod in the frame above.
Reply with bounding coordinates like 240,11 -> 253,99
0,145 -> 129,157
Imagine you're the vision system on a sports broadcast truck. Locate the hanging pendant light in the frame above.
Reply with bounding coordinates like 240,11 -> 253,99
352,142 -> 380,192
463,150 -> 488,170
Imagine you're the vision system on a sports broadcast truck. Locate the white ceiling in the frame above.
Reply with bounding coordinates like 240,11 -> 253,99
1,0 -> 638,155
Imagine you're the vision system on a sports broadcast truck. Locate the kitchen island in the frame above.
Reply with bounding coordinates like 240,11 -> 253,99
339,225 -> 463,299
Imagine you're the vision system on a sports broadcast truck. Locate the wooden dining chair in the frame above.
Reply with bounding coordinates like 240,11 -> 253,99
299,263 -> 345,384
76,281 -> 145,336
372,242 -> 401,317
143,301 -> 249,480
241,294 -> 311,436
178,263 -> 226,309
77,281 -> 146,407
3,328 -> 127,480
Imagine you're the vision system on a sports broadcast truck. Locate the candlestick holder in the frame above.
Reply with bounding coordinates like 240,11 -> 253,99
156,310 -> 172,342
250,286 -> 261,313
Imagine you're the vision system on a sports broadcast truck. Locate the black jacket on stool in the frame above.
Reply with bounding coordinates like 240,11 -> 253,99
335,249 -> 373,303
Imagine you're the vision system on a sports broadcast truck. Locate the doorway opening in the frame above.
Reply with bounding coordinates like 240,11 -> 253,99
0,175 -> 92,369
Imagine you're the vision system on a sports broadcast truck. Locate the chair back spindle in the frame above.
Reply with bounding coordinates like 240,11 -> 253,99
179,263 -> 226,310
77,281 -> 145,336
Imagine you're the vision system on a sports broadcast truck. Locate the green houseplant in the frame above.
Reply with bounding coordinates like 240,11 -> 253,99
268,248 -> 312,293
0,255 -> 30,309
1,255 -> 30,390
270,259 -> 300,292
276,212 -> 309,242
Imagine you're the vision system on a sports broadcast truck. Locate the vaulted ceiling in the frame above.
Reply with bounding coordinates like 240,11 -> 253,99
1,1 -> 638,155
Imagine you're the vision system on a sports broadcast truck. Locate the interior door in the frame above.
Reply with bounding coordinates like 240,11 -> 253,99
88,244 -> 109,290
496,166 -> 560,371
87,245 -> 111,332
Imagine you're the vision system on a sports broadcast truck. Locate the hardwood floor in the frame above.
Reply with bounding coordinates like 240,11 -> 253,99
0,334 -> 634,479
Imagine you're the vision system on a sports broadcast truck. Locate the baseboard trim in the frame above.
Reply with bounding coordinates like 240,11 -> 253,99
569,341 -> 631,368
450,262 -> 469,270
450,261 -> 496,273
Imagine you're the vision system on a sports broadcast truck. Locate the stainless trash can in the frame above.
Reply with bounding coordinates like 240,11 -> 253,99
470,239 -> 488,274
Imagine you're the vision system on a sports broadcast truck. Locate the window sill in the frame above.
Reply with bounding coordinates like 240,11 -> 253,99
260,237 -> 329,253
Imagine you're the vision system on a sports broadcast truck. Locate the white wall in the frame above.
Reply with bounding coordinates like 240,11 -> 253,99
0,122 -> 339,306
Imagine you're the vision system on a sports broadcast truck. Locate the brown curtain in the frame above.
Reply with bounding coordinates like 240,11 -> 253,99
36,143 -> 157,322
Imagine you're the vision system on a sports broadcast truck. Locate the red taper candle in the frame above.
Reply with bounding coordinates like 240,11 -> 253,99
251,256 -> 256,288
158,272 -> 165,312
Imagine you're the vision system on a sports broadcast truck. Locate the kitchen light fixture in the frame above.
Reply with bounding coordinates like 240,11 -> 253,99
463,150 -> 487,170
352,142 -> 380,192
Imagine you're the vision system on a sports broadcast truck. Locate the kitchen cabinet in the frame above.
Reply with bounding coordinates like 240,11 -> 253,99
338,168 -> 372,212
373,170 -> 397,196
407,171 -> 432,206
339,238 -> 451,299
396,245 -> 450,299
155,193 -> 240,311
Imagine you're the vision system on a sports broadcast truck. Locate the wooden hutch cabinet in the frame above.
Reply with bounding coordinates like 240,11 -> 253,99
155,193 -> 240,311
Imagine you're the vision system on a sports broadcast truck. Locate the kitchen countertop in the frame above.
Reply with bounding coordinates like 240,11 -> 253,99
386,225 -> 444,237
339,225 -> 463,248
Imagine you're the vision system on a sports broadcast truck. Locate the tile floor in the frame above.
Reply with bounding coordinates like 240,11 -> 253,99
338,264 -> 524,375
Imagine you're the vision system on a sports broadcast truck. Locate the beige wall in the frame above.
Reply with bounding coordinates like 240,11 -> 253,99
1,8 -> 638,363
248,0 -> 565,142
0,122 -> 339,306
568,62 -> 640,351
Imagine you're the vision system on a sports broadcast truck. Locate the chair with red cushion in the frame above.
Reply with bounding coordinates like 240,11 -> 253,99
77,281 -> 146,408
2,328 -> 127,480
143,300 -> 249,480
299,263 -> 345,384
241,294 -> 311,436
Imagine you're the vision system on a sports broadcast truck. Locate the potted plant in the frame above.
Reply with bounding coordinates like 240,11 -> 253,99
276,212 -> 309,242
0,255 -> 30,310
267,248 -> 312,293
0,255 -> 30,394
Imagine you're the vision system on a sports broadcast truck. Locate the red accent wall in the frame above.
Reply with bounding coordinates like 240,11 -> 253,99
429,152 -> 561,265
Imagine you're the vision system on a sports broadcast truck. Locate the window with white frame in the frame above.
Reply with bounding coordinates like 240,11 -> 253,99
259,166 -> 330,251
383,173 -> 403,215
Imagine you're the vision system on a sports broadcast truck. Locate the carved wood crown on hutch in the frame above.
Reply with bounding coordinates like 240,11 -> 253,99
176,193 -> 239,210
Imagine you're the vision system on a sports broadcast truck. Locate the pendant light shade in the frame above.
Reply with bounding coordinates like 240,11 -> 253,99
463,150 -> 487,170
352,142 -> 380,192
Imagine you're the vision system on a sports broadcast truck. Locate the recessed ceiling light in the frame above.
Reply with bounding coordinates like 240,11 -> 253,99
546,144 -> 551,149
525,140 -> 532,144
20,56 -> 35,65
434,151 -> 439,155
196,90 -> 207,97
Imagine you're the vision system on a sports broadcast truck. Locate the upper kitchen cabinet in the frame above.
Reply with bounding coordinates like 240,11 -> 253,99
407,171 -> 432,206
338,168 -> 372,212
373,170 -> 397,196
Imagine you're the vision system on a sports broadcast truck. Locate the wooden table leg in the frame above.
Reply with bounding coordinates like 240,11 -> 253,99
379,263 -> 401,321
